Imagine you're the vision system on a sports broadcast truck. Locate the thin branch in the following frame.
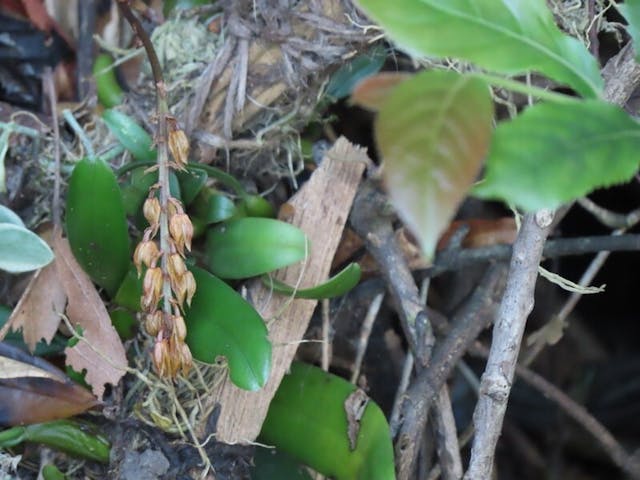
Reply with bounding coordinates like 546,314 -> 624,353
350,292 -> 384,383
426,232 -> 640,277
431,386 -> 463,480
321,298 -> 331,372
470,344 -> 640,480
464,211 -> 554,479
44,69 -> 61,228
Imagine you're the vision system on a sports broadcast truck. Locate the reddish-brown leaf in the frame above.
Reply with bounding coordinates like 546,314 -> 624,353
0,342 -> 99,426
351,72 -> 410,111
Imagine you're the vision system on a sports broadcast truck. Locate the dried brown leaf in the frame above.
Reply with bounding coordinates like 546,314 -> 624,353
8,261 -> 67,352
53,232 -> 127,399
0,342 -> 99,426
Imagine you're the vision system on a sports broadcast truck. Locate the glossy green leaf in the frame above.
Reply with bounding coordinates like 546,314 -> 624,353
238,195 -> 276,218
193,189 -> 237,225
110,310 -> 137,340
121,167 -> 181,217
326,46 -> 386,101
376,70 -> 493,259
251,448 -> 313,480
0,205 -> 24,227
206,218 -> 308,279
66,157 -> 130,296
263,263 -> 361,299
0,224 -> 54,273
185,267 -> 271,391
260,362 -> 395,480
0,420 -> 110,463
176,169 -> 208,205
113,265 -> 142,311
94,53 -> 123,108
42,464 -> 68,480
356,0 -> 603,98
102,109 -> 156,161
474,100 -> 640,211
618,1 -> 640,63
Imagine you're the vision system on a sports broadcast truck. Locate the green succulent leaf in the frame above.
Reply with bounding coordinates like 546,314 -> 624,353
0,205 -> 25,227
326,46 -> 386,101
93,53 -> 123,108
260,362 -> 395,480
0,224 -> 54,273
185,266 -> 271,391
262,263 -> 361,299
376,69 -> 493,259
356,0 -> 603,98
192,190 -> 237,225
251,448 -> 313,480
66,157 -> 130,297
474,100 -> 640,211
102,109 -> 156,161
206,218 -> 308,279
176,169 -> 208,205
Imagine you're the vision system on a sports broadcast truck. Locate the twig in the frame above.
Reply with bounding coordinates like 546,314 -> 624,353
44,69 -> 62,228
390,352 -> 414,436
62,109 -> 95,159
426,232 -> 640,277
470,344 -> 640,479
321,298 -> 331,372
394,264 -> 506,479
350,292 -> 384,383
431,386 -> 463,480
578,197 -> 640,229
464,211 -> 554,480
77,0 -> 97,99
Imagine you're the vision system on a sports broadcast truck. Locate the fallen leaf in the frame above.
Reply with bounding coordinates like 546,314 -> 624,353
344,388 -> 369,451
8,262 -> 67,352
0,341 -> 99,426
53,231 -> 127,399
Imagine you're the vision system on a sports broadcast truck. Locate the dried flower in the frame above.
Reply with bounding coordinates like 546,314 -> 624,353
169,213 -> 193,255
133,240 -> 160,275
142,267 -> 163,311
183,270 -> 196,307
144,311 -> 163,337
179,343 -> 193,374
173,314 -> 187,342
167,253 -> 187,280
168,128 -> 190,170
143,196 -> 161,227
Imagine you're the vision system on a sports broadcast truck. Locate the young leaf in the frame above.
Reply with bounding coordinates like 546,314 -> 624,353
206,218 -> 308,279
376,70 -> 493,259
356,0 -> 603,98
102,109 -> 156,161
0,342 -> 99,426
351,72 -> 410,111
0,205 -> 25,227
259,362 -> 395,480
262,262 -> 361,299
617,1 -> 640,63
0,224 -> 54,273
474,100 -> 640,211
184,267 -> 271,391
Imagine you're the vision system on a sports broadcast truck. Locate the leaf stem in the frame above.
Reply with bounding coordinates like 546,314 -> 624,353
470,73 -> 579,104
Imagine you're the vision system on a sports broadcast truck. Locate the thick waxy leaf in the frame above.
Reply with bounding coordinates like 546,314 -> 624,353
206,218 -> 308,279
193,190 -> 237,225
0,205 -> 24,227
0,224 -> 54,273
185,267 -> 271,391
251,448 -> 313,480
102,109 -> 156,161
263,263 -> 361,299
326,46 -> 386,101
356,0 -> 603,98
376,70 -> 493,258
176,169 -> 208,205
0,342 -> 99,426
618,1 -> 640,62
474,100 -> 640,211
0,419 -> 110,462
66,157 -> 130,297
93,53 -> 123,108
260,362 -> 395,480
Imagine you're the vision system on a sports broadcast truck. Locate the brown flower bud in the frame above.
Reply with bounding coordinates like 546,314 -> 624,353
167,253 -> 187,280
169,213 -> 193,255
142,267 -> 163,311
133,240 -> 160,275
173,314 -> 187,342
153,335 -> 168,377
179,343 -> 193,374
183,270 -> 196,307
144,311 -> 163,337
143,196 -> 161,227
168,128 -> 190,170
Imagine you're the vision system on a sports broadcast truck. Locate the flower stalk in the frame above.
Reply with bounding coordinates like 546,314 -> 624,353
118,0 -> 195,377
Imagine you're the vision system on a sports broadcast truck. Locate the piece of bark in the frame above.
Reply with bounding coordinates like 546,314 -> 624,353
199,137 -> 366,443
